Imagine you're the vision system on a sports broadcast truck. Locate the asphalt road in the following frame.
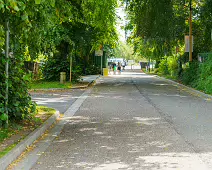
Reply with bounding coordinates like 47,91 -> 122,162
13,71 -> 212,170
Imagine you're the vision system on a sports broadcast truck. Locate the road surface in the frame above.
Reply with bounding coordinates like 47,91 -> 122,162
12,70 -> 212,170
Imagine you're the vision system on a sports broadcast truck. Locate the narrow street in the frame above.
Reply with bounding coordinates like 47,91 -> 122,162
13,70 -> 212,170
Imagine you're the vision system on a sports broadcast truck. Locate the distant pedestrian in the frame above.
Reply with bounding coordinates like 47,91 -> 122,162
122,61 -> 126,70
139,62 -> 142,70
117,62 -> 121,74
112,62 -> 116,75
109,63 -> 113,75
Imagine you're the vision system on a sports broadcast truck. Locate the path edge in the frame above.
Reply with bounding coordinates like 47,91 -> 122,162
0,110 -> 60,170
156,75 -> 212,99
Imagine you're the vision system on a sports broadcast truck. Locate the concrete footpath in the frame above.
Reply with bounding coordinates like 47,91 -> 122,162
9,71 -> 212,170
0,75 -> 99,170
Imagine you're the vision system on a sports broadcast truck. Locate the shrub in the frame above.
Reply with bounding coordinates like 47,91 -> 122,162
86,65 -> 101,75
181,61 -> 199,87
154,68 -> 159,74
196,55 -> 212,94
42,53 -> 83,82
42,53 -> 70,81
0,54 -> 36,126
71,64 -> 83,83
167,57 -> 178,78
158,58 -> 169,75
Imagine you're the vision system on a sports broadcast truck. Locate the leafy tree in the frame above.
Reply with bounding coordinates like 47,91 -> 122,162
112,41 -> 134,60
42,0 -> 118,79
0,0 -> 118,125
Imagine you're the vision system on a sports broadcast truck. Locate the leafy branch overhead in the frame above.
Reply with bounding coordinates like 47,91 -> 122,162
0,0 -> 118,123
123,0 -> 212,60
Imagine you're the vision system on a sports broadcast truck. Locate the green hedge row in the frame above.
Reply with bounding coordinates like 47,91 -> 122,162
0,55 -> 36,126
158,55 -> 212,95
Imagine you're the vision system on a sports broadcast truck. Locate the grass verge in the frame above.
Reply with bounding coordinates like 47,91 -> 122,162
0,106 -> 56,158
30,81 -> 72,89
145,70 -> 211,96
29,81 -> 89,90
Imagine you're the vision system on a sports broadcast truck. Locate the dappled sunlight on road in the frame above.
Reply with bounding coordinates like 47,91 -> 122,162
29,70 -> 212,170
34,114 -> 211,169
133,117 -> 161,126
106,70 -> 156,79
92,163 -> 129,170
136,152 -> 210,170
31,89 -> 85,114
109,74 -> 155,79
33,97 -> 71,105
149,93 -> 188,98
35,115 -> 212,169
150,83 -> 172,86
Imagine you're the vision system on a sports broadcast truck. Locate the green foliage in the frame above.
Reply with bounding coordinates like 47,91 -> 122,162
180,57 -> 212,94
158,58 -> 169,75
124,0 -> 212,62
181,61 -> 199,86
0,114 -> 8,121
0,0 -> 118,125
42,51 -> 83,83
112,41 -> 134,60
71,65 -> 83,83
124,0 -> 184,59
0,55 -> 36,123
122,0 -> 211,94
167,56 -> 178,77
85,65 -> 100,75
30,81 -> 71,89
42,55 -> 70,81
196,56 -> 212,94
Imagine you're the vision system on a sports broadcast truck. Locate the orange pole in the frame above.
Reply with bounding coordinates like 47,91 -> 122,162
189,0 -> 192,62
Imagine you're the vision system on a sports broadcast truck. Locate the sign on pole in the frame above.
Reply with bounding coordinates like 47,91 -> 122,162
185,35 -> 193,52
95,50 -> 103,56
95,50 -> 103,75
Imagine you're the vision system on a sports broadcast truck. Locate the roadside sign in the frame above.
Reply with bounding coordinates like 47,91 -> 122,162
95,50 -> 103,56
185,35 -> 193,52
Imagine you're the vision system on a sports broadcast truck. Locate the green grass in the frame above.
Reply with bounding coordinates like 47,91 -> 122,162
30,81 -> 72,89
0,128 -> 11,143
36,106 -> 56,116
0,123 -> 23,158
0,106 -> 56,158
0,124 -> 22,143
0,144 -> 17,158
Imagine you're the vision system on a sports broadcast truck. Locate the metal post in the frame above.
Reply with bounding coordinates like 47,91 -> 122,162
70,55 -> 72,82
5,20 -> 9,126
189,0 -> 192,62
70,47 -> 74,82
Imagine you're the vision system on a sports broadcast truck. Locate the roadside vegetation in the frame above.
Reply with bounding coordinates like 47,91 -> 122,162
0,106 -> 56,158
123,0 -> 212,95
1,0 -> 212,129
0,0 -> 118,127
30,81 -> 72,89
29,80 -> 90,90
